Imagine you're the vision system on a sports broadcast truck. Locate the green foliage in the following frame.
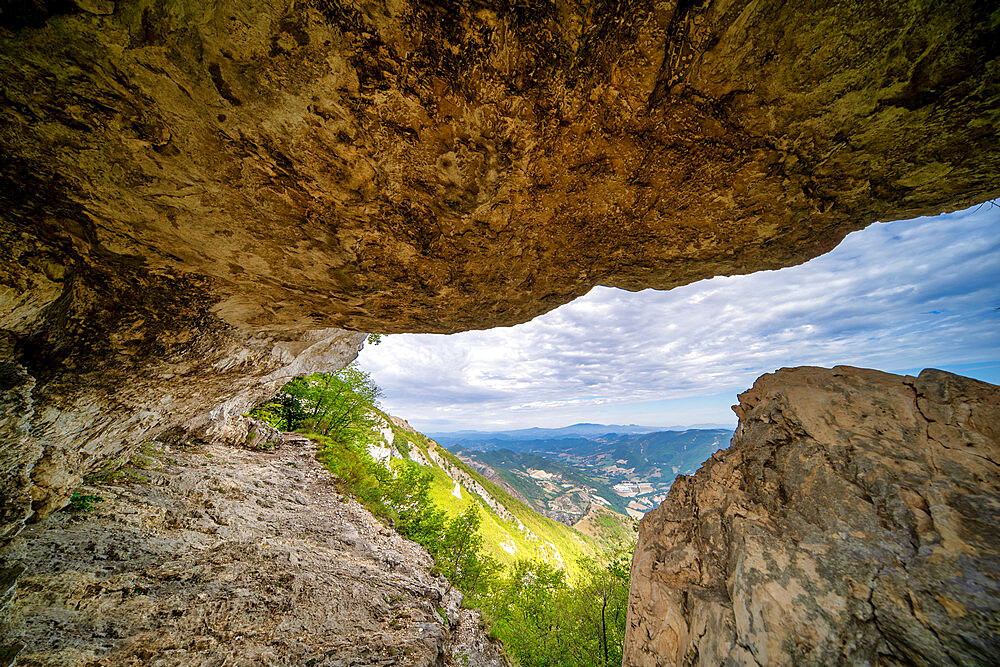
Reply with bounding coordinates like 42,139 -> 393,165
433,505 -> 503,596
284,377 -> 634,666
68,492 -> 104,512
479,543 -> 633,667
313,429 -> 501,600
312,431 -> 383,506
249,364 -> 381,439
392,432 -> 411,457
365,333 -> 383,345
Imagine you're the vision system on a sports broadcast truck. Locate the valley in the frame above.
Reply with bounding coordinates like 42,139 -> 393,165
436,427 -> 733,521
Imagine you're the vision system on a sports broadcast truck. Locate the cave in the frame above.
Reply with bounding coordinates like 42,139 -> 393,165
1,0 -> 998,664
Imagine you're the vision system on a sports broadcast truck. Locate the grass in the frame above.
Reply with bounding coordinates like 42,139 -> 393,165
383,414 -> 602,581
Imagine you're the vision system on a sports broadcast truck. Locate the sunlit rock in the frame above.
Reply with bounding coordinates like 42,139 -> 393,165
624,366 -> 1000,665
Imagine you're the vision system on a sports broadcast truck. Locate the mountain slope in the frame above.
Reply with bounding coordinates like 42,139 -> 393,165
372,414 -> 603,580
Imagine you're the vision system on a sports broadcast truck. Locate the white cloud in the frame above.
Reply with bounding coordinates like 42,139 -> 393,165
359,204 -> 1000,431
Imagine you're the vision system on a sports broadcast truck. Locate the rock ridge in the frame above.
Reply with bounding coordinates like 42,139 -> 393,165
623,366 -> 1000,666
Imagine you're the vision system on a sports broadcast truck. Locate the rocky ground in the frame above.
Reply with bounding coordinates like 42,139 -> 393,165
0,437 -> 507,666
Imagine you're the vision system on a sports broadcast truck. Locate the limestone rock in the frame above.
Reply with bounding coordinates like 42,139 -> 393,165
1,438 -> 508,666
200,415 -> 284,450
1,0 -> 999,540
623,366 -> 1000,665
0,321 -> 364,544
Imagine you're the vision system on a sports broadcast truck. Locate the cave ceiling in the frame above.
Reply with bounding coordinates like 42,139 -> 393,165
0,0 -> 998,540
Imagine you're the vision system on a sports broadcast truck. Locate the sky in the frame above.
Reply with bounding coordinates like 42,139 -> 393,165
357,203 -> 1000,433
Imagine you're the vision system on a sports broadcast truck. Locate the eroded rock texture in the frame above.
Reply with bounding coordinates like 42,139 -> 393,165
1,0 -> 998,538
2,437 -> 507,666
0,320 -> 365,545
624,367 -> 1000,666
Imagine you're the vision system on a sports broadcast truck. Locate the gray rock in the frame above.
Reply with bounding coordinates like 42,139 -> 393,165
1,439 -> 507,666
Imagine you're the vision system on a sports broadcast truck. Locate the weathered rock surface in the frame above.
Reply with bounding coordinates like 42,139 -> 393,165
624,366 -> 1000,666
1,0 -> 999,540
0,320 -> 364,545
203,415 -> 284,450
0,437 -> 508,666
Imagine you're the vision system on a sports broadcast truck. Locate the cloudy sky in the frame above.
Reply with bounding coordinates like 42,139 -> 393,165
357,203 -> 1000,433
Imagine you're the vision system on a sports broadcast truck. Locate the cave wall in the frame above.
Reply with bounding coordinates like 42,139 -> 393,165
624,367 -> 1000,665
1,0 -> 998,541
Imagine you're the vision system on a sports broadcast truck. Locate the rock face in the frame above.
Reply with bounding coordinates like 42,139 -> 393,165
623,367 -> 1000,666
1,437 -> 507,666
1,0 -> 999,540
0,320 -> 365,544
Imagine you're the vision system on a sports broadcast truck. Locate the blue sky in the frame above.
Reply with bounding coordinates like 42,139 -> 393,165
358,203 -> 1000,432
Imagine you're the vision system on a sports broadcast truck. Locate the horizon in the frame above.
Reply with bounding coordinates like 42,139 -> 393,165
422,420 -> 736,435
359,203 -> 1000,433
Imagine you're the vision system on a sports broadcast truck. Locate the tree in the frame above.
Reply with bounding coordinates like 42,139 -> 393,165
434,505 -> 501,596
573,548 -> 631,666
250,364 -> 381,440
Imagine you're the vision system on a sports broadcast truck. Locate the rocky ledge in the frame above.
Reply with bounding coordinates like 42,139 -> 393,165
0,436 -> 507,666
624,366 -> 999,665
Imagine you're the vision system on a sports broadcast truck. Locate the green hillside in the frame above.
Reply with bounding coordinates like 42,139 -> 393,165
377,413 -> 601,580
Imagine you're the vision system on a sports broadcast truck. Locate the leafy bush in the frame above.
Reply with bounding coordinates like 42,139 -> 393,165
480,546 -> 632,667
68,492 -> 104,512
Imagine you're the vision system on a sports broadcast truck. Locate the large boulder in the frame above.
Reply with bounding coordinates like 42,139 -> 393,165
624,367 -> 1000,665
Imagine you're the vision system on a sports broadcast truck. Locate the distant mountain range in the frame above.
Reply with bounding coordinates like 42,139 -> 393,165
443,427 -> 735,521
430,422 -> 735,445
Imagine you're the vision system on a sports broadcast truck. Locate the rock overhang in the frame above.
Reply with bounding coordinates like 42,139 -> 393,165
1,0 -> 998,540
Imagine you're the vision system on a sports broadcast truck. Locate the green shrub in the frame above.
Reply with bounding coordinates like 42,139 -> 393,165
68,492 -> 104,512
249,364 -> 381,436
